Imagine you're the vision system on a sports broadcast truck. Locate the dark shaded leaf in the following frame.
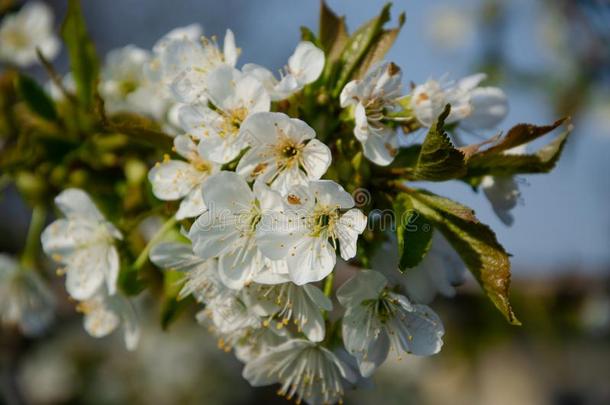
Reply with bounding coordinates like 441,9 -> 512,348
414,105 -> 467,181
353,12 -> 405,79
394,193 -> 434,270
118,265 -> 146,296
15,74 -> 58,122
300,26 -> 320,46
319,0 -> 348,60
409,189 -> 520,325
473,118 -> 566,159
390,145 -> 421,168
332,3 -> 391,96
467,121 -> 572,177
107,113 -> 173,150
61,0 -> 99,109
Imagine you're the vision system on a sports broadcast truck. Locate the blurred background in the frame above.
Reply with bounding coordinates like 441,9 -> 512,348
1,0 -> 609,404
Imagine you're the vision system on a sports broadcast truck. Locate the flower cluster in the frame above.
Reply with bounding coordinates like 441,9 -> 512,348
0,1 -> 571,403
41,189 -> 139,350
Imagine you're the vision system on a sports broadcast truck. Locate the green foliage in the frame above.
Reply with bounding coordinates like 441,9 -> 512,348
107,113 -> 173,150
407,189 -> 520,325
323,3 -> 398,96
466,120 -> 572,177
319,0 -> 348,65
352,11 -> 405,80
393,194 -> 433,270
414,105 -> 467,181
14,74 -> 58,122
61,0 -> 99,110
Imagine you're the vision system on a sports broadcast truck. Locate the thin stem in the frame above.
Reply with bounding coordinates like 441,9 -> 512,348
322,272 -> 335,321
392,182 -> 414,194
36,48 -> 78,105
133,216 -> 177,270
20,205 -> 46,269
323,272 -> 334,298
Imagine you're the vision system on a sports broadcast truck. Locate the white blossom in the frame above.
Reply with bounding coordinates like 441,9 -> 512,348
337,270 -> 444,377
178,66 -> 270,164
481,145 -> 527,225
148,135 -> 219,220
243,41 -> 325,100
41,189 -> 122,301
410,73 -> 508,130
248,282 -> 332,342
150,241 -> 224,303
0,254 -> 55,336
77,287 -> 140,350
257,180 -> 367,285
233,323 -> 289,363
0,2 -> 60,67
340,62 -> 403,166
243,339 -> 357,405
373,233 -> 465,305
100,45 -> 169,119
237,112 -> 331,194
151,24 -> 203,55
153,28 -> 238,104
199,289 -> 262,337
188,172 -> 288,289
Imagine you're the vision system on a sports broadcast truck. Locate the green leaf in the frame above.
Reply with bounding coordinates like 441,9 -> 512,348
319,0 -> 348,62
300,26 -> 321,47
394,194 -> 434,270
389,144 -> 421,169
61,0 -> 99,109
472,118 -> 566,159
467,121 -> 572,177
410,189 -> 477,222
14,74 -> 58,122
352,12 -> 405,79
414,105 -> 467,181
409,189 -> 520,325
118,264 -> 146,296
107,113 -> 173,150
332,3 -> 391,96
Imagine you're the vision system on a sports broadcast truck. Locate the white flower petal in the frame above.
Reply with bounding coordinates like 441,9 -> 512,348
358,332 -> 390,378
460,86 -> 509,130
218,240 -> 261,289
337,269 -> 387,307
241,63 -> 278,97
175,186 -> 206,220
337,209 -> 368,260
173,134 -> 198,160
223,29 -> 238,67
64,247 -> 107,300
300,139 -> 331,180
201,171 -> 253,211
288,41 -> 325,85
339,80 -> 360,108
54,188 -> 104,221
392,300 -> 445,356
105,246 -> 120,296
150,242 -> 203,271
481,175 -> 520,225
362,127 -> 398,166
148,160 -> 200,201
287,236 -> 336,285
309,180 -> 354,209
